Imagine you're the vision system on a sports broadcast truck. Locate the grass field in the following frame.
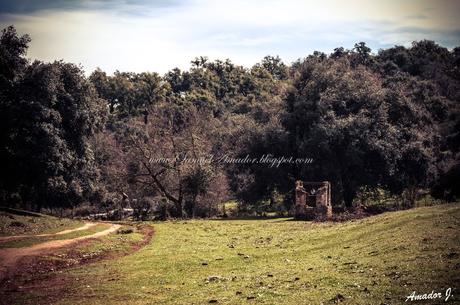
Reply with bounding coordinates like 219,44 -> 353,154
15,203 -> 459,305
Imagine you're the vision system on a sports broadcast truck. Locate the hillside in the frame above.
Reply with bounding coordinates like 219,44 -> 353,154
0,208 -> 83,237
7,204 -> 459,305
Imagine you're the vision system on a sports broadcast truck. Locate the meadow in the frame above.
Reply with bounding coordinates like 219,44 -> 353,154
12,204 -> 459,305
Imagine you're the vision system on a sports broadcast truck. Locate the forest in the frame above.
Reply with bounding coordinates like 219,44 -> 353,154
1,25 -> 459,219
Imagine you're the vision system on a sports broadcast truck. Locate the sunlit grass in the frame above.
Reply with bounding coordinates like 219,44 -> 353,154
18,204 -> 460,305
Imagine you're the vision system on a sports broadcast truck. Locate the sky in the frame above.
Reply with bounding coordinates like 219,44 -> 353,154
0,0 -> 459,75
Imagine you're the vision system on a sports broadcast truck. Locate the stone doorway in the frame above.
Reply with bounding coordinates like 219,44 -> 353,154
294,181 -> 332,219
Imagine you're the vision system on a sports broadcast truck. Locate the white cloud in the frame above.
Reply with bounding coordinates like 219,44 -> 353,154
0,0 -> 458,75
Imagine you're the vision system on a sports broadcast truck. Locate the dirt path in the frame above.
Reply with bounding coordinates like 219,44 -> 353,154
0,222 -> 97,243
0,223 -> 121,280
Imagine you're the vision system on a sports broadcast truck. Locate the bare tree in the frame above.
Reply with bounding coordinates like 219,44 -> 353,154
118,102 -> 225,218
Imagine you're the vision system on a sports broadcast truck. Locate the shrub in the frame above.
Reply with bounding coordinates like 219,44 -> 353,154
73,204 -> 98,217
131,197 -> 155,221
117,227 -> 134,234
153,198 -> 175,220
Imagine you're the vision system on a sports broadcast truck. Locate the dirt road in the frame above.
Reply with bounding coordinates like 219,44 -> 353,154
0,223 -> 121,280
0,222 -> 97,242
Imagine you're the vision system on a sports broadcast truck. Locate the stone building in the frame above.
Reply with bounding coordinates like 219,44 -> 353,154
294,180 -> 332,220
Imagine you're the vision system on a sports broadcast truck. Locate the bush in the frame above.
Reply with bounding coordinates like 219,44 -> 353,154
431,164 -> 460,202
153,198 -> 175,220
117,227 -> 134,234
72,204 -> 98,217
192,201 -> 220,218
362,203 -> 396,215
131,197 -> 155,221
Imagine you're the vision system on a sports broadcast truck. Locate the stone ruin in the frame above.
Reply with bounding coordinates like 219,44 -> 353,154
294,180 -> 332,220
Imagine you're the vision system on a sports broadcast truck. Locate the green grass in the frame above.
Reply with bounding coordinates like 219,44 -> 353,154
0,223 -> 112,248
0,209 -> 82,237
19,204 -> 460,304
61,225 -> 145,255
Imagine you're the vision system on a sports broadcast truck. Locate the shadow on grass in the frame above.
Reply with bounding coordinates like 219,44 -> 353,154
209,216 -> 306,222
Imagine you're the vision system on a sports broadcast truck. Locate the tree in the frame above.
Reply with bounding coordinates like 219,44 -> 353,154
3,25 -> 457,216
116,102 -> 226,218
0,26 -> 30,205
282,57 -> 391,206
260,55 -> 288,80
281,56 -> 439,207
17,61 -> 106,211
227,120 -> 291,209
376,41 -> 460,203
89,70 -> 166,118
0,26 -> 107,211
351,42 -> 373,66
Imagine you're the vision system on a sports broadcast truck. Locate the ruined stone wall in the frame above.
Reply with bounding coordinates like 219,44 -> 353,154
294,181 -> 332,219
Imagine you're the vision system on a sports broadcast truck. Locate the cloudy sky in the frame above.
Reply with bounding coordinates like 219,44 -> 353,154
0,0 -> 459,75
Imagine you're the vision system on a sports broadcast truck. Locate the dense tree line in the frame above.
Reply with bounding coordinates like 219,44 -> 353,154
0,26 -> 106,212
0,25 -> 458,217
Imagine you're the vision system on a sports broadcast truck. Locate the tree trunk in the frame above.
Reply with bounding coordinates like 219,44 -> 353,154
174,200 -> 183,218
343,189 -> 356,208
403,186 -> 418,208
34,201 -> 41,213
